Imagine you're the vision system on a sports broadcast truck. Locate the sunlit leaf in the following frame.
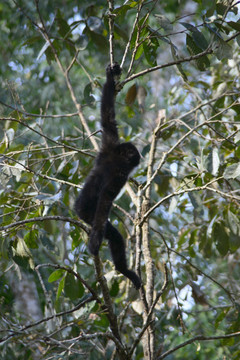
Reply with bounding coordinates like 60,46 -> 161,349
48,269 -> 65,283
223,162 -> 240,179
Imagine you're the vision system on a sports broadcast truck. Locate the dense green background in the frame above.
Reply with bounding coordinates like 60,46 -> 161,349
1,0 -> 240,359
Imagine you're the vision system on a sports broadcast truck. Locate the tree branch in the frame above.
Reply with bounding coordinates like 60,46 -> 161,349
107,0 -> 115,66
0,216 -> 89,233
122,47 -> 213,86
157,331 -> 240,359
93,255 -> 128,359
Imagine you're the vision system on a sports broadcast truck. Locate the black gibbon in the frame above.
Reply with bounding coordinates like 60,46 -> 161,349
75,63 -> 141,289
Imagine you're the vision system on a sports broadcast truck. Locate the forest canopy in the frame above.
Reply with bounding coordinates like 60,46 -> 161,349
1,1 -> 240,359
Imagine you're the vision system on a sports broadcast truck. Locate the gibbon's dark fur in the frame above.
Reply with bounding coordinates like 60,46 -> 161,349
75,63 -> 141,289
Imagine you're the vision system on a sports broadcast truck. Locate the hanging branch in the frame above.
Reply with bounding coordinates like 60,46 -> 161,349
107,0 -> 115,66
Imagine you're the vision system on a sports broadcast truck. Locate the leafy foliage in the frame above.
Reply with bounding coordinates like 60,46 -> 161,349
1,0 -> 240,359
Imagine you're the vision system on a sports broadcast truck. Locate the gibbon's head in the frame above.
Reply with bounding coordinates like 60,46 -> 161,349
115,142 -> 140,170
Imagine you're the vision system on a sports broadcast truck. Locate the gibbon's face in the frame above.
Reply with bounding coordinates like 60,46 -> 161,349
116,142 -> 140,168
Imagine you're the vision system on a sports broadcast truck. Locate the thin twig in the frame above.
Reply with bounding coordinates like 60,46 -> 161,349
1,154 -> 83,189
0,99 -> 79,118
0,216 -> 89,233
122,47 -> 213,86
0,116 -> 94,155
121,1 -> 144,68
0,297 -> 95,343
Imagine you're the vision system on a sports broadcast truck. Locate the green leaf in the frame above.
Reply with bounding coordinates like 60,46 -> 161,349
130,13 -> 148,49
37,40 -> 50,61
205,147 -> 220,176
178,229 -> 190,248
189,192 -> 204,221
40,232 -> 55,251
45,45 -> 55,65
113,2 -> 138,21
74,300 -> 97,319
188,245 -> 196,257
56,9 -> 71,38
109,279 -> 119,297
227,21 -> 240,32
83,83 -> 95,106
87,16 -> 102,32
181,23 -> 208,50
206,2 -> 216,17
56,276 -> 65,300
22,36 -> 42,46
84,28 -> 108,52
125,84 -> 137,106
199,225 -> 212,257
228,210 -> 240,236
10,238 -> 34,269
171,43 -> 188,81
141,144 -> 151,157
216,2 -> 228,16
186,34 -> 210,71
113,23 -> 128,41
192,30 -> 208,51
48,269 -> 65,283
212,222 -> 229,256
154,14 -> 173,31
215,307 -> 230,328
64,273 -> 84,301
70,227 -> 82,250
223,162 -> 240,179
24,230 -> 39,249
75,34 -> 88,50
143,37 -> 159,66
229,233 -> 240,252
135,43 -> 144,60
212,34 -> 233,60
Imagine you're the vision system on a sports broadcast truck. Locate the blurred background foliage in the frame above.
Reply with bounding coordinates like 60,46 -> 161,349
1,0 -> 240,359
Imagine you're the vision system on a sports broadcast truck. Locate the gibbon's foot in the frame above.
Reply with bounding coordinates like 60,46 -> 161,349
115,267 -> 141,290
126,270 -> 141,290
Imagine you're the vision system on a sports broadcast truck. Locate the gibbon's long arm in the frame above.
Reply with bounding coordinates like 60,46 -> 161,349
100,64 -> 121,149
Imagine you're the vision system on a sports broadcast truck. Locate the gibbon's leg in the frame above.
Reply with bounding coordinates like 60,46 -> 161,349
88,194 -> 113,255
89,182 -> 125,256
74,173 -> 100,225
105,221 -> 141,289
